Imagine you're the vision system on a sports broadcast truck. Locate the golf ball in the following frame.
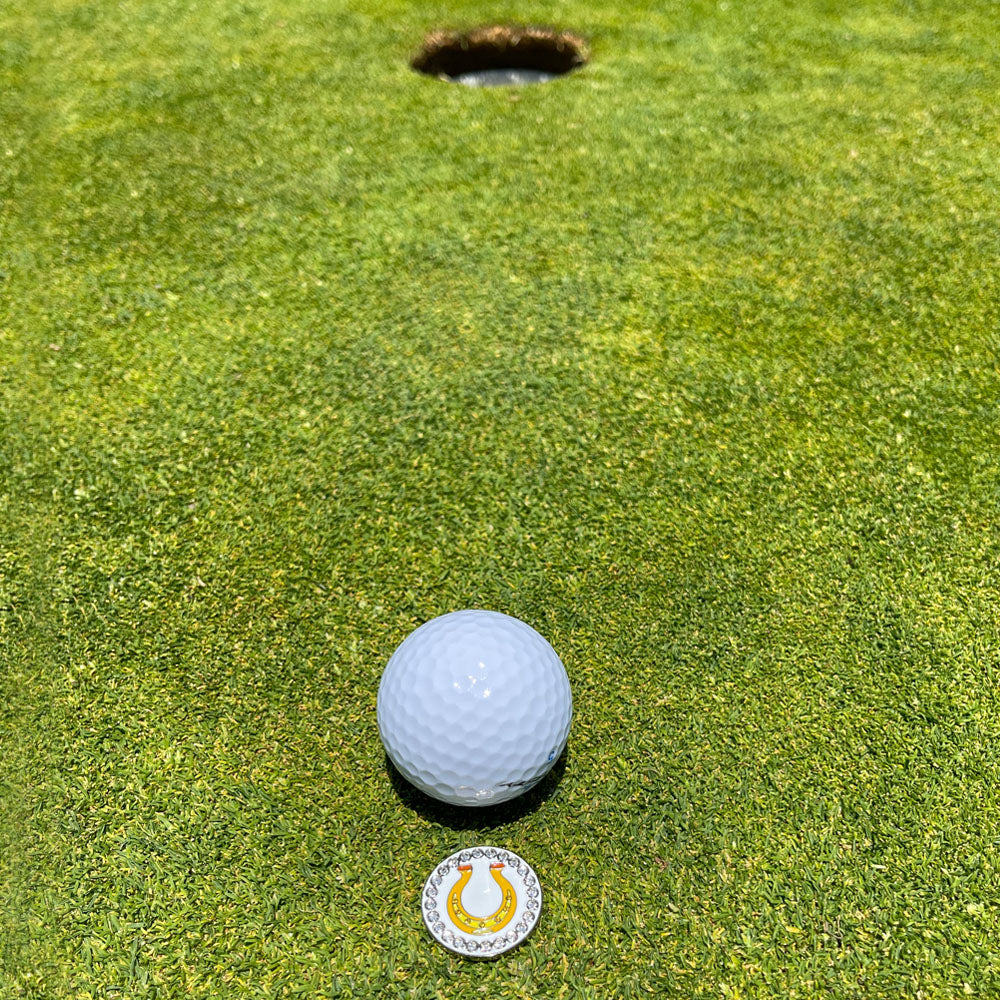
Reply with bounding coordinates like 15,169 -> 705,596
377,610 -> 572,807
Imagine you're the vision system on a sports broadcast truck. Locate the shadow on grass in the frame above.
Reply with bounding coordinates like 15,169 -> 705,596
385,747 -> 569,831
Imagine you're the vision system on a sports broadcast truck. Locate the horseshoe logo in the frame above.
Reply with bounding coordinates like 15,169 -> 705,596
447,862 -> 517,935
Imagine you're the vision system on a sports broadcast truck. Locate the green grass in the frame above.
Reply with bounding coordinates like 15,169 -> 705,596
2,0 -> 999,996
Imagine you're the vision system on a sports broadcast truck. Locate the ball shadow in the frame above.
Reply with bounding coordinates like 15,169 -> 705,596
385,746 -> 570,831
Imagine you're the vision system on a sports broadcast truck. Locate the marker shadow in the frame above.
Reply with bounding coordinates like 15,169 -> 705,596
385,746 -> 570,831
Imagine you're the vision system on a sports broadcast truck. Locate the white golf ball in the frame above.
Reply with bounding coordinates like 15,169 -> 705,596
377,610 -> 572,807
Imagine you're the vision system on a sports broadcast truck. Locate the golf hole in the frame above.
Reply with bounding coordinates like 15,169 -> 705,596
412,26 -> 588,87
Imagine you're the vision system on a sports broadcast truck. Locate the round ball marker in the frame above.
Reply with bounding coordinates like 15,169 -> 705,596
421,847 -> 542,958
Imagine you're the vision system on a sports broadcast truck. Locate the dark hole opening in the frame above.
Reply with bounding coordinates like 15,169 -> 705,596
412,26 -> 588,84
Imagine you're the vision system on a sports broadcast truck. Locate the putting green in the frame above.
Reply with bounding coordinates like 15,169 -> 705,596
2,1 -> 998,997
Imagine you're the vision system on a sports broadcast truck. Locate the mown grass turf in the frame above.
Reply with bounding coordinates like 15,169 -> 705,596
2,0 -> 999,996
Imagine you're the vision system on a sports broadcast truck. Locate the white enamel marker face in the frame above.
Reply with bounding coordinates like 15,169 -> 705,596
421,847 -> 542,957
377,610 -> 572,807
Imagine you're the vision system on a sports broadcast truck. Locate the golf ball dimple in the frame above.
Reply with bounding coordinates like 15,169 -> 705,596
377,610 -> 572,807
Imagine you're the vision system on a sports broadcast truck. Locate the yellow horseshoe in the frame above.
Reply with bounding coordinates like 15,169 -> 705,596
447,862 -> 517,935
